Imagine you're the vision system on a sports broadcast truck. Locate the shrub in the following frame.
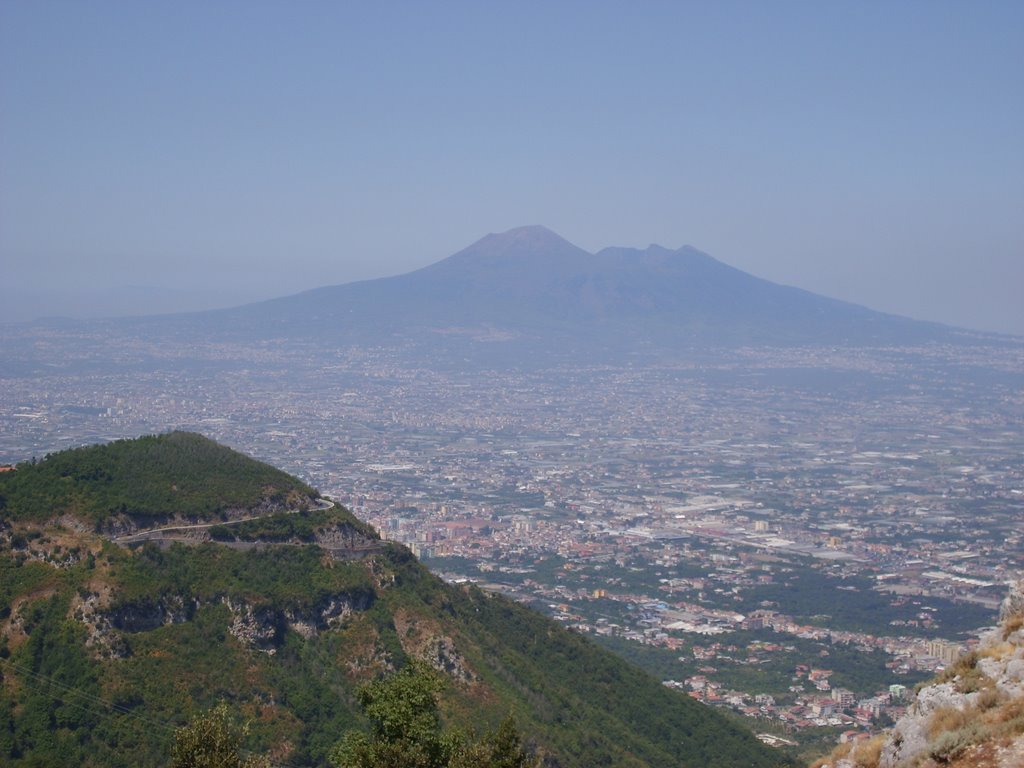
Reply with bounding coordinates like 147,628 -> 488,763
169,702 -> 269,768
988,696 -> 1024,737
975,685 -> 1003,712
927,706 -> 969,739
934,651 -> 977,684
1002,612 -> 1024,641
848,734 -> 885,768
927,723 -> 981,764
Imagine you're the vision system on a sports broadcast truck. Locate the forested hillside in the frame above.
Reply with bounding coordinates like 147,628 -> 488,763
0,434 -> 788,767
0,431 -> 317,526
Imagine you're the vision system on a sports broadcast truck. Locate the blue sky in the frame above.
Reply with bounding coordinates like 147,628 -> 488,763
2,1 -> 1022,333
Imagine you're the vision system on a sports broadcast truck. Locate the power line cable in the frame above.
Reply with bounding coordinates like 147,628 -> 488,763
0,656 -> 307,768
0,656 -> 177,735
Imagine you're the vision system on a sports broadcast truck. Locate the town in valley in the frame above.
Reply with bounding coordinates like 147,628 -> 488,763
2,332 -> 1021,750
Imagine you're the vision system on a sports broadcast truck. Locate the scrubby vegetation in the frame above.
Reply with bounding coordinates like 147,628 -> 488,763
208,509 -> 378,543
169,702 -> 270,768
0,434 -> 789,768
0,431 -> 317,526
812,590 -> 1024,768
404,567 -> 782,768
331,660 -> 539,768
1,536 -> 787,767
109,541 -> 377,614
0,593 -> 102,765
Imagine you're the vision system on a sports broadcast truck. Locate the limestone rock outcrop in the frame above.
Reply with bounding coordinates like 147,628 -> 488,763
815,579 -> 1024,768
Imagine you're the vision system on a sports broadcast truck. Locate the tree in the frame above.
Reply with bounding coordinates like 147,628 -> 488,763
449,716 -> 538,768
330,660 -> 539,768
169,702 -> 268,768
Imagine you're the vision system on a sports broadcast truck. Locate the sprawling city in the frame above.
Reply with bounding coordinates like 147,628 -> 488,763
3,332 -> 1020,754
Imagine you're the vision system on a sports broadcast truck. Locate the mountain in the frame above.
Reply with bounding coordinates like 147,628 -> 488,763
1,226 -> 1000,377
0,434 -> 788,768
192,225 -> 956,352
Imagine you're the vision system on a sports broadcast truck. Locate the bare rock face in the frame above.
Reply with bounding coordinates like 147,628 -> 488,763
316,591 -> 374,628
224,597 -> 283,651
222,590 -> 376,652
108,594 -> 194,632
999,579 -> 1024,624
282,591 -> 374,641
420,635 -> 477,683
872,578 -> 1024,768
314,523 -> 378,550
978,652 -> 1024,700
79,593 -> 197,658
878,683 -> 977,768
87,590 -> 375,656
76,590 -> 130,658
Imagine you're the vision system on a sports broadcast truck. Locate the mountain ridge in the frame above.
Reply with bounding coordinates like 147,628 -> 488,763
196,225 -> 959,351
4,226 -> 1006,378
0,431 -> 319,530
0,433 -> 789,767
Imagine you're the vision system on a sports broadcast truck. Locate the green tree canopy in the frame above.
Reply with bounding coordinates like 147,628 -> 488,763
330,660 -> 538,768
170,703 -> 268,768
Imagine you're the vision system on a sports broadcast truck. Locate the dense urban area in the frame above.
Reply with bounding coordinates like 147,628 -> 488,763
2,334 -> 1021,752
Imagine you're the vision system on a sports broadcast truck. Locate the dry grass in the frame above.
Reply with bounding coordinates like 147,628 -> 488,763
928,706 -> 972,739
810,735 -> 885,768
979,641 -> 1016,662
810,742 -> 852,768
944,740 -> 1002,768
974,685 -> 1003,713
931,650 -> 994,695
916,679 -> 1024,767
848,735 -> 885,768
935,652 -> 979,686
984,695 -> 1024,738
1001,612 -> 1024,641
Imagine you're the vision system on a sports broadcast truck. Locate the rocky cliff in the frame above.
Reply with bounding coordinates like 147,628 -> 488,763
0,434 -> 787,768
815,580 -> 1024,768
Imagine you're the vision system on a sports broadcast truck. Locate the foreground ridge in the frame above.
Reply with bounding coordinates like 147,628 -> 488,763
814,581 -> 1024,768
0,433 -> 788,768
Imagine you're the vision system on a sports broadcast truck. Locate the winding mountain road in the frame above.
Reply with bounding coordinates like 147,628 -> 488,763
111,495 -> 336,546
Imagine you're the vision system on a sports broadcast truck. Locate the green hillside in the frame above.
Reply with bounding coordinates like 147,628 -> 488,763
0,431 -> 318,527
0,434 -> 788,767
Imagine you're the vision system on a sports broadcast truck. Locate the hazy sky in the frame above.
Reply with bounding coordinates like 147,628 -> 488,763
2,2 -> 1022,334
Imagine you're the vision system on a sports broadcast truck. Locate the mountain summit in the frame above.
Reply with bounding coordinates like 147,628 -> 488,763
210,226 -> 953,353
438,225 -> 588,266
62,226 -> 966,367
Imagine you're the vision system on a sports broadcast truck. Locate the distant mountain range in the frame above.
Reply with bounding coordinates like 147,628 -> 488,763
6,226 -> 1002,374
175,225 -> 966,354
